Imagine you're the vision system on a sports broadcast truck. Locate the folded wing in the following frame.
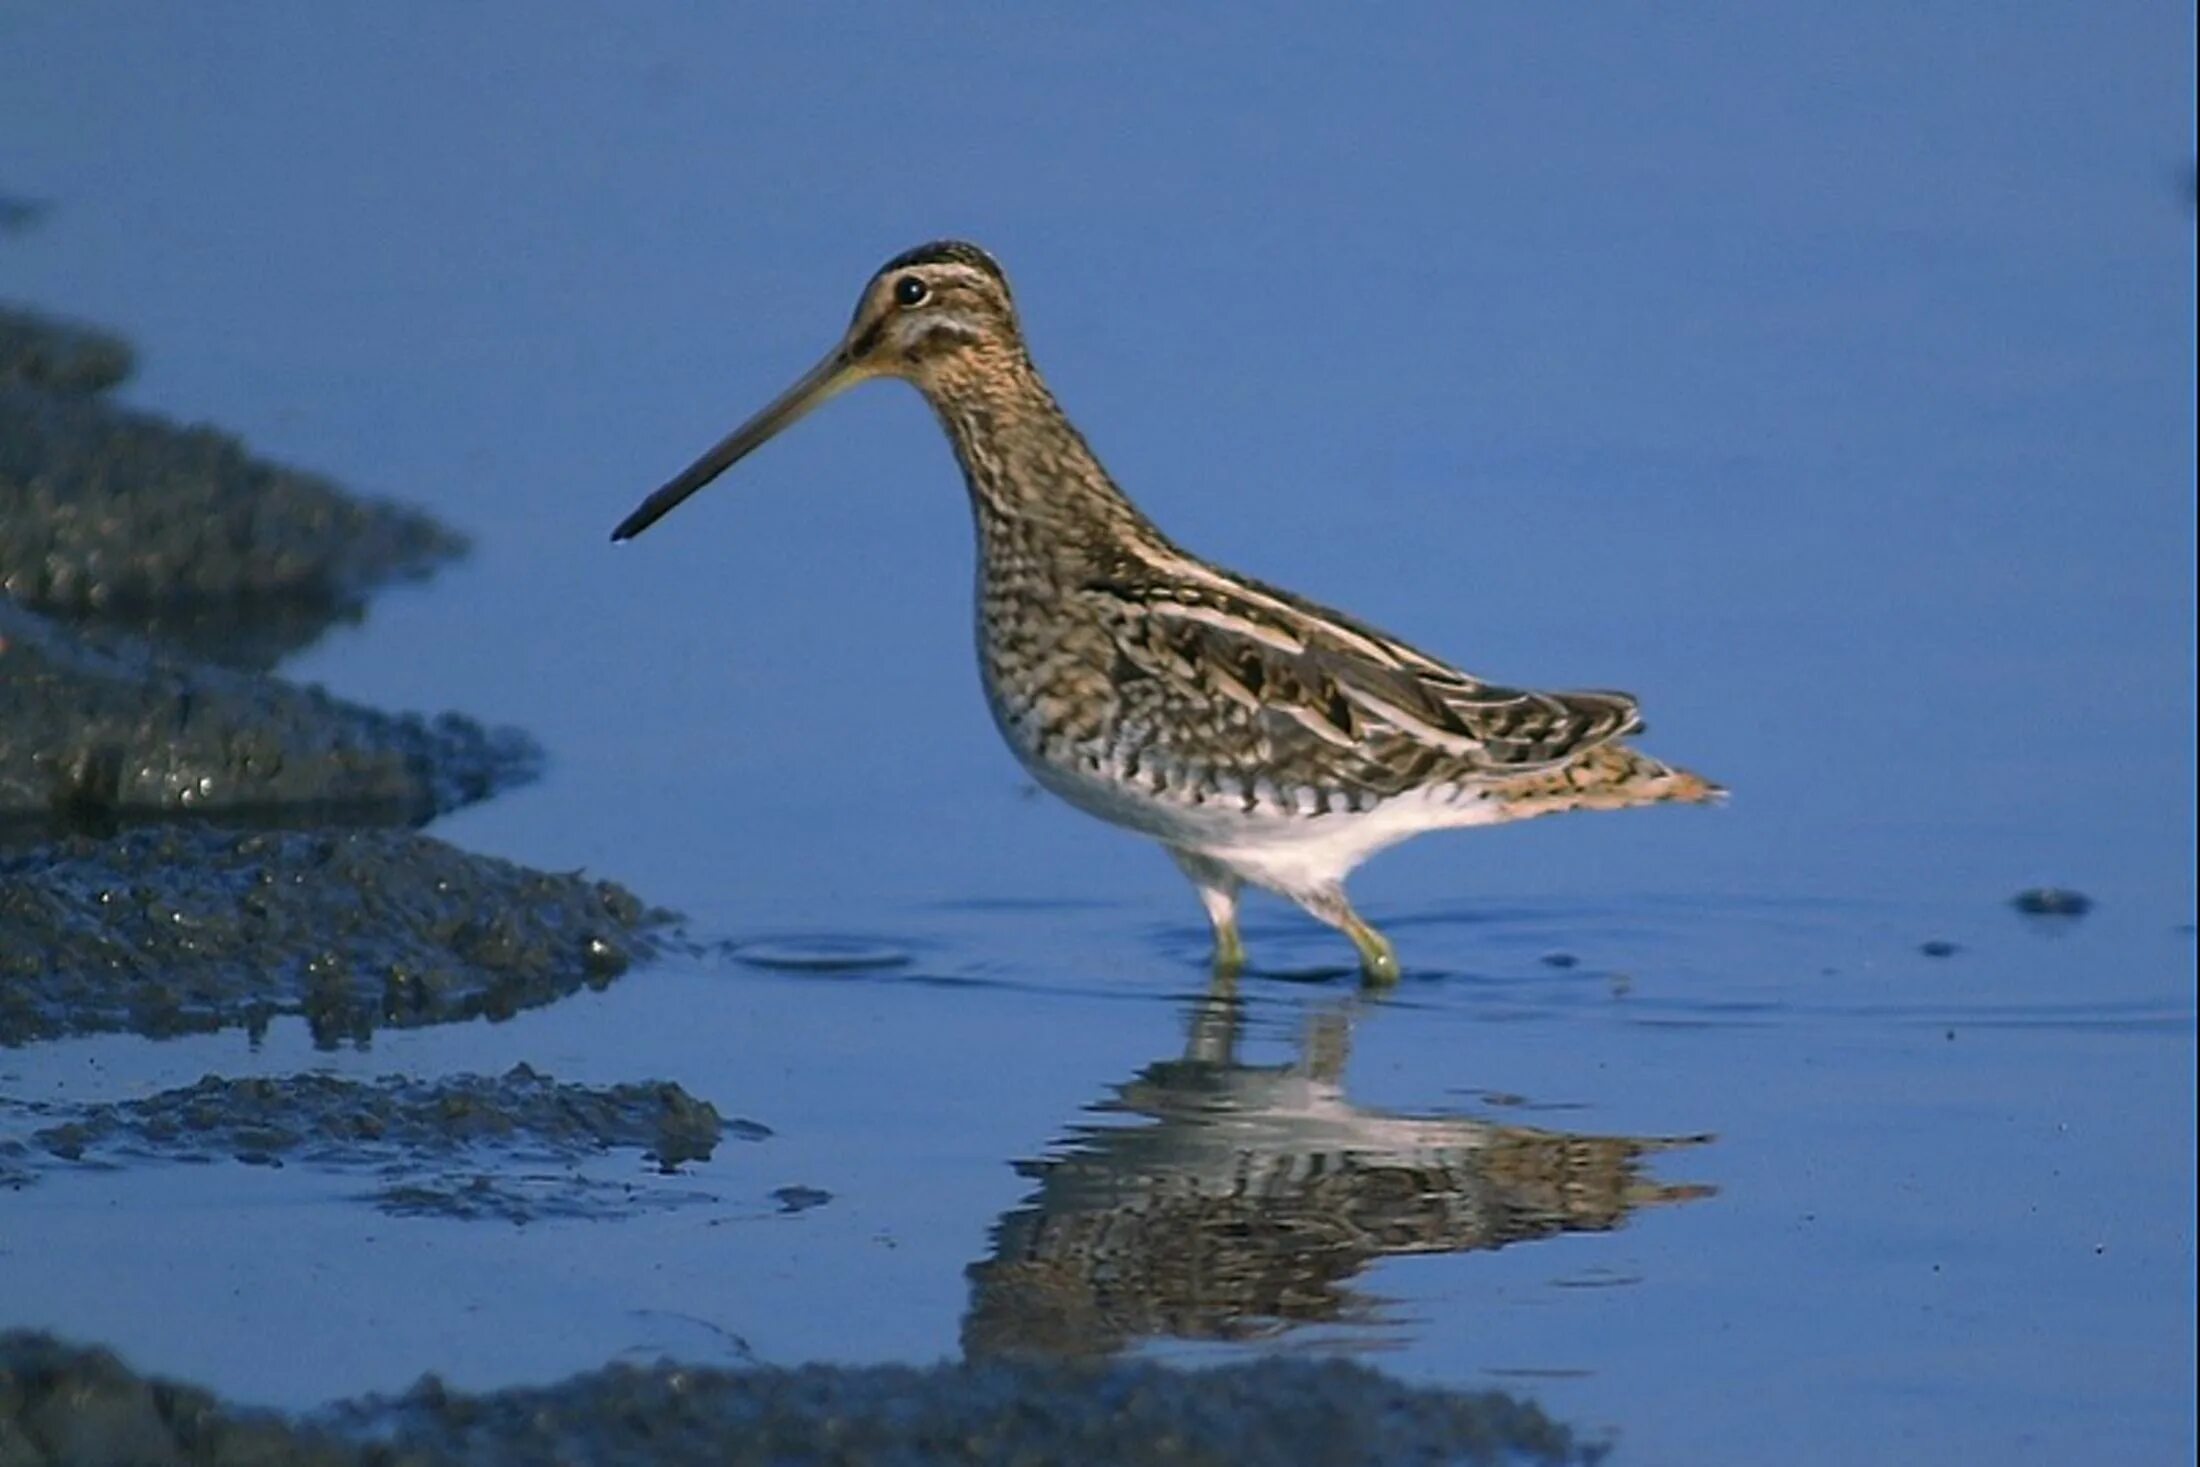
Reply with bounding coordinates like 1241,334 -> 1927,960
1085,567 -> 1641,793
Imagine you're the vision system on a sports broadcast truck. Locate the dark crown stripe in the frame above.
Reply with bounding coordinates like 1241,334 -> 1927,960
881,239 -> 1007,284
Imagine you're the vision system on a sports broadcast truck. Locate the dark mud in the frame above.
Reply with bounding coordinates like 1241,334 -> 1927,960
0,599 -> 537,828
1,1066 -> 722,1220
0,386 -> 463,666
0,304 -> 132,395
0,1332 -> 1603,1467
0,826 -> 666,1046
0,307 -> 461,665
2011,887 -> 2094,917
369,1171 -> 724,1224
0,1334 -> 361,1467
32,593 -> 382,679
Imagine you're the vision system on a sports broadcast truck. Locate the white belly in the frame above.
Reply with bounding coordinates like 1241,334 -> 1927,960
1019,744 -> 1505,897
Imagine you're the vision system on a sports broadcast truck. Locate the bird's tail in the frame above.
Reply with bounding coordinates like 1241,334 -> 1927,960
1482,742 -> 1724,823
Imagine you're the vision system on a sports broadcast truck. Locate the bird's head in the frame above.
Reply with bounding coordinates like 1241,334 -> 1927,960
611,240 -> 1021,541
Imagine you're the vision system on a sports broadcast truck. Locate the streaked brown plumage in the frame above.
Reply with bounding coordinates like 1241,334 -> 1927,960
613,240 -> 1720,981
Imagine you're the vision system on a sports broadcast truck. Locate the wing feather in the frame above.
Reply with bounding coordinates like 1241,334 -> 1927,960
1083,566 -> 1640,782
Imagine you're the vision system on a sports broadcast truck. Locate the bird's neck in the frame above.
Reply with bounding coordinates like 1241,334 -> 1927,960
916,350 -> 1162,565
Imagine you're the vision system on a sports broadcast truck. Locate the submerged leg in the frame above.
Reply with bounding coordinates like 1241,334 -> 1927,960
1293,884 -> 1401,986
1167,847 -> 1246,974
1299,1001 -> 1356,1084
1183,967 -> 1244,1066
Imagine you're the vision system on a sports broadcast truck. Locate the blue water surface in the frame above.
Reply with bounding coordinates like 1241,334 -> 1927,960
2,8 -> 2193,1464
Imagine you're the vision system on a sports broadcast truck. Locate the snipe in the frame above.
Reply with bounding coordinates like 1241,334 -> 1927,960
613,241 -> 1719,982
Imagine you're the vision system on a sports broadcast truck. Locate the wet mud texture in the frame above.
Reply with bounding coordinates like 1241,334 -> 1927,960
0,306 -> 462,666
0,598 -> 537,830
2,1066 -> 722,1220
0,826 -> 664,1046
0,304 -> 132,395
0,1333 -> 1603,1467
2012,886 -> 2094,917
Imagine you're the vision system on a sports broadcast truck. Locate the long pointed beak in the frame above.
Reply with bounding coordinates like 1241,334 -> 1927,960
611,346 -> 864,541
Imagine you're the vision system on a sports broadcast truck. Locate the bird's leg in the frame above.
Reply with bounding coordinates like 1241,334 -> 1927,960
1184,967 -> 1244,1066
1294,885 -> 1402,986
1167,848 -> 1246,975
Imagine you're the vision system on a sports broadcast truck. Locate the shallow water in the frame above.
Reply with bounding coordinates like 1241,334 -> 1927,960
3,8 -> 2194,1464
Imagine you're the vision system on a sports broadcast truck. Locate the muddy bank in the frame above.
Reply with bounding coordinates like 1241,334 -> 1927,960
1,308 -> 537,821
0,386 -> 462,666
0,826 -> 666,1046
0,304 -> 132,395
0,1332 -> 1602,1467
0,598 -> 537,829
2,1066 -> 724,1220
0,305 -> 462,666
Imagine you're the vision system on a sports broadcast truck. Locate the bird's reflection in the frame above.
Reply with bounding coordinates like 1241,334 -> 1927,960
964,978 -> 1712,1359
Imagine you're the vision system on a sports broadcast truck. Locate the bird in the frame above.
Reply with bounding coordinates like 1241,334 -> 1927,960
612,241 -> 1719,983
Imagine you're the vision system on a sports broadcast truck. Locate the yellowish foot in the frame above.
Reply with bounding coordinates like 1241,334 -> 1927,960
1345,919 -> 1401,986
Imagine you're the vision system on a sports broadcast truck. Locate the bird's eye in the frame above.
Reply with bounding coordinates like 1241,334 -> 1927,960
893,276 -> 929,307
